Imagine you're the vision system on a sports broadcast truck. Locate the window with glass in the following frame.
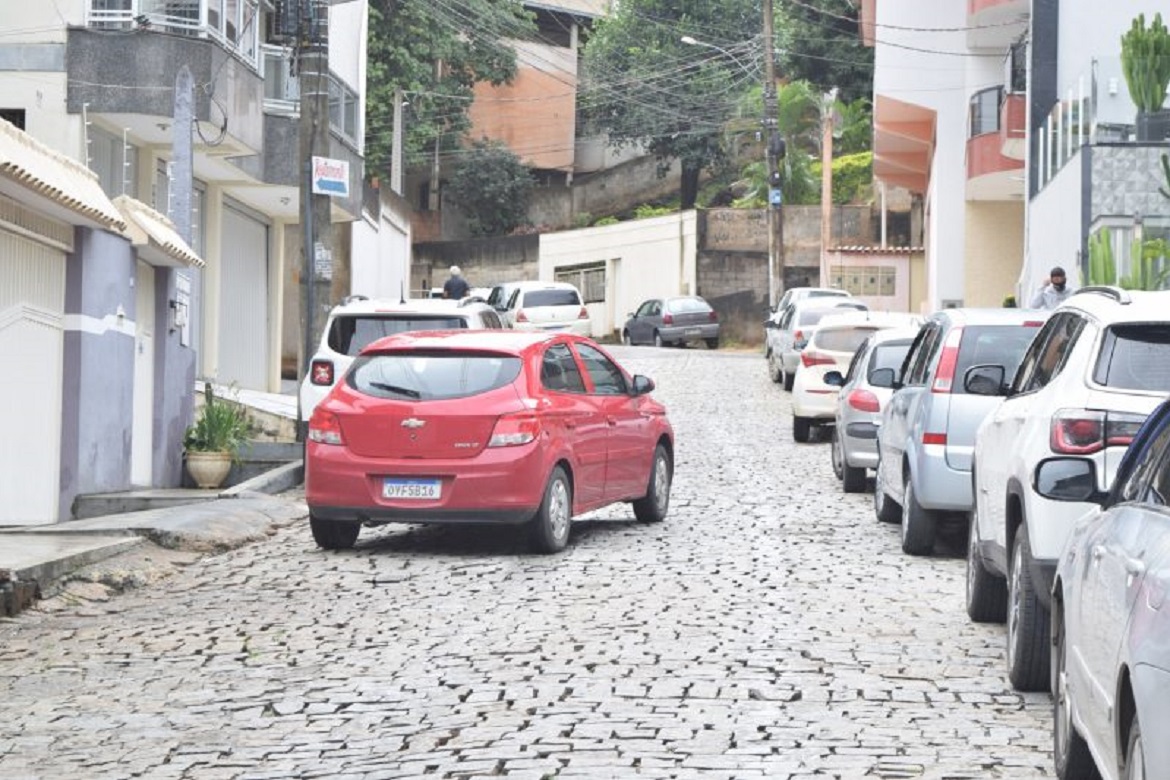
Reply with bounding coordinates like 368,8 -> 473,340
969,87 -> 1003,137
327,315 -> 468,356
574,343 -> 628,395
350,352 -> 522,401
541,344 -> 586,393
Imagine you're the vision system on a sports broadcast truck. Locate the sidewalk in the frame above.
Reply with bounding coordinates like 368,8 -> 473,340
1,384 -> 306,617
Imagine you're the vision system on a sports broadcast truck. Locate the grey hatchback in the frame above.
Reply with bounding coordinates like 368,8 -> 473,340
873,308 -> 1048,554
622,296 -> 720,348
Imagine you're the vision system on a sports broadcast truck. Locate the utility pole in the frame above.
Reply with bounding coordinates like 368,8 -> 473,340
762,0 -> 785,309
820,88 -> 838,289
294,0 -> 333,434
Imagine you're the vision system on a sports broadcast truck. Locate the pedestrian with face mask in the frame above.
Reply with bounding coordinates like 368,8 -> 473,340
1028,266 -> 1075,310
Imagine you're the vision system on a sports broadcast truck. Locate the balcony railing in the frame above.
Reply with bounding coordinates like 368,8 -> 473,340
261,45 -> 361,149
86,0 -> 260,68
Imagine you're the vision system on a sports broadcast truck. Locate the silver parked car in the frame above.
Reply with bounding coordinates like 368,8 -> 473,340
873,308 -> 1048,554
622,296 -> 720,349
1037,399 -> 1170,780
766,298 -> 868,390
824,326 -> 920,492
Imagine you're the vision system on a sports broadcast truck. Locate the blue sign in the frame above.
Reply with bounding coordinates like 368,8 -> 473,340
311,156 -> 350,197
769,187 -> 783,207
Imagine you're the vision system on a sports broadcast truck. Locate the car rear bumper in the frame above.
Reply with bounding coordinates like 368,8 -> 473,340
792,389 -> 838,419
660,324 -> 719,342
513,320 -> 592,337
914,448 -> 972,511
843,422 -> 879,468
306,441 -> 547,523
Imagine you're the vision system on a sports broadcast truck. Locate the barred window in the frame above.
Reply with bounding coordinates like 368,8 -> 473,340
554,262 -> 607,304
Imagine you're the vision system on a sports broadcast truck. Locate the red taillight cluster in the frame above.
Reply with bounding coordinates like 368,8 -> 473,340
489,413 -> 542,448
801,350 -> 835,368
931,327 -> 964,393
578,306 -> 590,320
708,310 -> 718,322
847,388 -> 880,413
662,312 -> 675,325
923,432 -> 947,446
515,309 -> 529,323
310,359 -> 335,386
308,409 -> 345,446
1050,410 -> 1146,455
793,329 -> 807,349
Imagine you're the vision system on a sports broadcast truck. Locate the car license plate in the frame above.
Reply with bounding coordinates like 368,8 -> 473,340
685,328 -> 701,336
382,478 -> 441,500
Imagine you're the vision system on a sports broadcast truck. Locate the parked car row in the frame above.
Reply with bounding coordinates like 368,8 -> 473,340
775,285 -> 1170,779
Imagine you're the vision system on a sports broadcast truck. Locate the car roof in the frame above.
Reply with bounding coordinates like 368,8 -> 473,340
328,297 -> 482,316
790,287 -> 850,296
930,307 -> 1051,326
359,329 -> 580,355
511,281 -> 580,292
1059,288 -> 1170,324
862,325 -> 923,344
814,311 -> 923,331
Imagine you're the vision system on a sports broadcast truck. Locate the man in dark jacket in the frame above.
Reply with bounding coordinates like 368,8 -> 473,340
443,265 -> 470,300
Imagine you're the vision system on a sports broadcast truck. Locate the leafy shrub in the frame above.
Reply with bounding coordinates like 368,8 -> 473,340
184,384 -> 251,456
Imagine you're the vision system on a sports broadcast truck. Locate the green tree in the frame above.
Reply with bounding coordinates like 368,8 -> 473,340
581,0 -> 760,209
445,140 -> 534,237
727,81 -> 821,207
778,0 -> 873,102
365,0 -> 536,180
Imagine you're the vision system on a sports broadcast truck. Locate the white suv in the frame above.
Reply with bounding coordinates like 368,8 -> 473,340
298,297 -> 505,423
967,287 -> 1170,691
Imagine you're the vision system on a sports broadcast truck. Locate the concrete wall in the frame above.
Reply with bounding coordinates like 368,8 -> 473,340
351,188 -> 413,301
1026,151 -> 1085,293
964,202 -> 1026,308
1091,145 -> 1170,219
528,153 -> 685,231
59,228 -> 136,519
413,235 -> 540,295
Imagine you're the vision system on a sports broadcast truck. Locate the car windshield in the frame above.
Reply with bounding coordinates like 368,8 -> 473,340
953,324 -> 1041,395
348,351 -> 522,400
868,340 -> 914,380
666,297 -> 711,314
524,289 -> 580,307
1094,324 -> 1170,391
328,315 -> 467,356
813,326 -> 879,353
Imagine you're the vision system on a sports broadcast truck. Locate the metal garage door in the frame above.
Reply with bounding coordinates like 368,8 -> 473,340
0,228 -> 65,524
218,203 -> 269,390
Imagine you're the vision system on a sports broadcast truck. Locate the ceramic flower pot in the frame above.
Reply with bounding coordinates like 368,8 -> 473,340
185,451 -> 232,489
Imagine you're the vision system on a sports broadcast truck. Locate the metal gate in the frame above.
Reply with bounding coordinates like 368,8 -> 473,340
217,203 -> 269,390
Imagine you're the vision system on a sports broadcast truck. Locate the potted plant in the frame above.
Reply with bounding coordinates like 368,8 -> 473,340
183,384 -> 251,489
1121,12 -> 1170,142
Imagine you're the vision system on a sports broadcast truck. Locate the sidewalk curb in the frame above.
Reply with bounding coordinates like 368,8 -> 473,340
1,536 -> 144,616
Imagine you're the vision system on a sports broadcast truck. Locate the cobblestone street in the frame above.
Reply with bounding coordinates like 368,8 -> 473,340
0,346 -> 1054,779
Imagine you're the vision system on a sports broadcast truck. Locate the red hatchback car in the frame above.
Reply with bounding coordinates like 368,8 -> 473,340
306,330 -> 674,553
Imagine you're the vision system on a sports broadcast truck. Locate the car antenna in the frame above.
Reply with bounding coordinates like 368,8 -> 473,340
399,281 -> 406,305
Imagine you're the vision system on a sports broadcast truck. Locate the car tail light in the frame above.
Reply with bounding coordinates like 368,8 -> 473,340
578,306 -> 590,320
663,312 -> 674,325
794,329 -> 807,349
1050,410 -> 1146,454
310,359 -> 334,386
488,413 -> 541,447
847,389 -> 880,413
708,310 -> 718,322
801,350 -> 835,368
923,432 -> 947,446
931,327 -> 964,393
515,309 -> 528,323
308,410 -> 345,445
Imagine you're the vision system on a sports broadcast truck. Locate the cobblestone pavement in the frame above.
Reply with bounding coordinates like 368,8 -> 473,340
0,346 -> 1054,779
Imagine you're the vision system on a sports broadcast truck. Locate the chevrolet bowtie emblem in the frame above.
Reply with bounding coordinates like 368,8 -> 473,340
401,418 -> 426,429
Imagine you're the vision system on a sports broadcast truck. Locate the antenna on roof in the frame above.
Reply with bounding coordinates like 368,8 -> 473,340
400,280 -> 406,305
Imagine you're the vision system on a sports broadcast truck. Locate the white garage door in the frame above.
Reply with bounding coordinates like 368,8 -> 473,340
0,228 -> 65,524
218,203 -> 269,390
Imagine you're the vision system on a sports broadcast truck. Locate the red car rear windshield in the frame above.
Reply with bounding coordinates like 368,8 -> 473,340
1093,324 -> 1170,391
348,351 -> 522,401
328,315 -> 467,356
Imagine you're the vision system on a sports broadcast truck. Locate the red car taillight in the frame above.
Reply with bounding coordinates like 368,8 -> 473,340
847,388 -> 880,413
662,312 -> 674,325
488,413 -> 541,447
923,432 -> 947,446
515,309 -> 529,323
310,359 -> 334,386
308,410 -> 345,445
931,327 -> 964,393
801,350 -> 835,368
578,306 -> 590,320
1050,410 -> 1145,455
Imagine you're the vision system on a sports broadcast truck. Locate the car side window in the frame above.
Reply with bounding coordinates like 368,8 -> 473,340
1016,314 -> 1085,393
481,310 -> 502,329
843,339 -> 870,384
1117,422 -> 1170,504
574,343 -> 628,395
540,344 -> 587,393
651,301 -> 662,317
505,289 -> 520,310
636,300 -> 654,317
1147,436 -> 1170,506
1011,317 -> 1058,393
904,324 -> 939,386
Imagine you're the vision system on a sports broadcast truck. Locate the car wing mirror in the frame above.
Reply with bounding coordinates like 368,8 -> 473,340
1033,457 -> 1107,505
963,365 -> 1007,396
823,370 -> 845,387
632,374 -> 655,395
869,367 -> 896,389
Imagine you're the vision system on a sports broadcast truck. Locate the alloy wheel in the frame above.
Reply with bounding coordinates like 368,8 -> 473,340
653,452 -> 670,510
1008,536 -> 1024,671
549,477 -> 571,542
1128,728 -> 1145,780
1054,618 -> 1073,770
830,430 -> 844,480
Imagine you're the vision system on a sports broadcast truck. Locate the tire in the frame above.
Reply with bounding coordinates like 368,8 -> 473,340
654,331 -> 665,348
1007,523 -> 1051,691
966,511 -> 1007,623
529,466 -> 573,553
705,338 -> 719,350
834,431 -> 866,493
1124,713 -> 1144,780
622,330 -> 633,346
874,459 -> 902,523
783,368 -> 795,392
767,352 -> 782,384
1052,605 -> 1099,780
793,416 -> 813,443
900,474 -> 936,555
633,444 -> 671,523
310,515 -> 360,550
830,429 -> 845,480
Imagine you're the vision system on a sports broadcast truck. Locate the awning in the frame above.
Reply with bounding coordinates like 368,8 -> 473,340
0,118 -> 125,232
114,195 -> 204,268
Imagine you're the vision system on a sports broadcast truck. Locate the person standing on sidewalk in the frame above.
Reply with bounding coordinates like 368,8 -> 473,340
1028,266 -> 1075,310
443,265 -> 470,300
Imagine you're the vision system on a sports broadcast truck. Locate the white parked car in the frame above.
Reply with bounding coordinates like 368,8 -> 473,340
501,281 -> 592,337
766,298 -> 868,390
967,287 -> 1170,692
790,311 -> 921,442
298,297 -> 505,425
